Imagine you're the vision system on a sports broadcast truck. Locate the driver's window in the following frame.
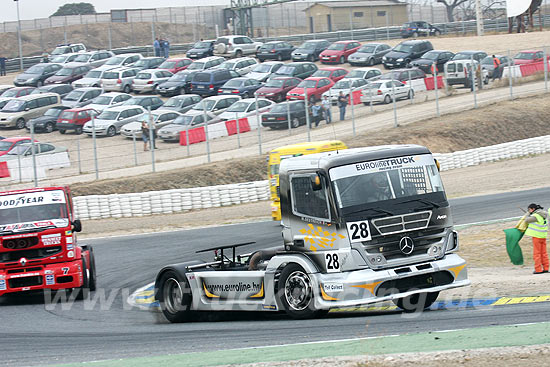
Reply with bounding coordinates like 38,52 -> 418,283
290,174 -> 330,220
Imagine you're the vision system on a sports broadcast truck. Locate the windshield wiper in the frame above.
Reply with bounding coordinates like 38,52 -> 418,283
344,207 -> 394,217
401,198 -> 440,208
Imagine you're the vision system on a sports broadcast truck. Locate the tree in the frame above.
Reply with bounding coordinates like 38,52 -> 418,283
51,3 -> 96,17
436,0 -> 469,22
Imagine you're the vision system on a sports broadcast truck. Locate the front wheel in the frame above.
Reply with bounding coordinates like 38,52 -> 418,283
393,292 -> 439,313
156,270 -> 194,323
434,30 -> 441,36
412,31 -> 418,38
59,129 -> 66,134
278,263 -> 323,319
15,118 -> 25,129
36,80 -> 43,87
307,54 -> 315,62
106,126 -> 116,137
368,58 -> 375,66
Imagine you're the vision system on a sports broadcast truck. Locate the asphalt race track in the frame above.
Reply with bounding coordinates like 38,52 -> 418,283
1,187 -> 549,366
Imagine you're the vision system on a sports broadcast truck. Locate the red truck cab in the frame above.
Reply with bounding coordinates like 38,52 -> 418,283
0,186 -> 96,297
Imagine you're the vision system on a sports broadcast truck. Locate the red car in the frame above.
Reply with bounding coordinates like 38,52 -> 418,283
1,87 -> 35,98
255,77 -> 302,102
0,136 -> 34,156
513,50 -> 546,65
56,107 -> 97,134
44,65 -> 92,85
319,41 -> 362,64
286,77 -> 334,102
158,58 -> 193,73
312,67 -> 348,82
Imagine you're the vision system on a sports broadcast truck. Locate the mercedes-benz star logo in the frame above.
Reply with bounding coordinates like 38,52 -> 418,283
399,237 -> 414,255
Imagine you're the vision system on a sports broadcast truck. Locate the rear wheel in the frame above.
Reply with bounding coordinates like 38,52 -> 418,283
157,270 -> 194,323
74,256 -> 89,300
434,30 -> 441,36
106,126 -> 116,137
36,80 -> 43,87
235,50 -> 243,58
75,126 -> 83,135
277,54 -> 283,61
393,292 -> 439,313
15,118 -> 25,129
278,263 -> 324,319
384,94 -> 392,104
412,31 -> 419,38
87,248 -> 97,292
408,89 -> 414,100
123,84 -> 131,94
59,129 -> 66,134
45,123 -> 54,133
291,117 -> 300,128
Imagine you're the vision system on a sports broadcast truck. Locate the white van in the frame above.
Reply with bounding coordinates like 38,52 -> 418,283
444,60 -> 488,88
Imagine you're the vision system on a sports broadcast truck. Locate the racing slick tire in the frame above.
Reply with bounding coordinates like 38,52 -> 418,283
86,247 -> 97,292
392,291 -> 439,313
74,256 -> 90,300
278,263 -> 325,320
157,270 -> 194,323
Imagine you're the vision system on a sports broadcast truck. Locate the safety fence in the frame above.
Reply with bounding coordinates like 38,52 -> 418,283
72,132 -> 550,220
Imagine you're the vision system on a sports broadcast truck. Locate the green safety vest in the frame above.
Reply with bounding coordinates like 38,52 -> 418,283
525,212 -> 548,239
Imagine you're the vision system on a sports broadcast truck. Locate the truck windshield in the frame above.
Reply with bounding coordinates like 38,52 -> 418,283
0,190 -> 68,227
330,154 -> 445,212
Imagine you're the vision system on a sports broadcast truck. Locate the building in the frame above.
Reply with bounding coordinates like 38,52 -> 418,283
304,0 -> 408,33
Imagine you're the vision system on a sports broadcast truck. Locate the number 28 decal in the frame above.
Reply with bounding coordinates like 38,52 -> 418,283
324,251 -> 340,273
346,220 -> 372,242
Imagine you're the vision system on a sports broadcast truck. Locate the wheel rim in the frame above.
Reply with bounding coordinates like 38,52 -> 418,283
46,123 -> 53,133
284,270 -> 312,311
385,95 -> 391,104
368,58 -> 374,66
291,118 -> 299,128
16,119 -> 24,129
108,127 -> 115,136
163,278 -> 184,314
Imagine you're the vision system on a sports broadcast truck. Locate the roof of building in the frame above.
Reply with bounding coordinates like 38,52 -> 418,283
304,0 -> 405,11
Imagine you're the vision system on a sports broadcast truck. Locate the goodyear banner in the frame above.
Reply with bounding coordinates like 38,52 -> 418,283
0,190 -> 66,209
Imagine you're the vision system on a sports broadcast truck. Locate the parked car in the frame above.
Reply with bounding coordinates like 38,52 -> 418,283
161,94 -> 202,113
261,100 -> 310,129
344,67 -> 382,80
322,78 -> 370,103
410,50 -> 455,73
158,58 -> 193,74
360,80 -> 414,105
0,93 -> 60,129
383,40 -> 433,69
190,69 -> 241,96
0,98 -> 16,110
286,77 -> 334,102
216,57 -> 258,76
481,55 -> 513,78
190,95 -> 241,115
348,43 -> 392,66
186,40 -> 215,59
25,106 -> 71,133
132,57 -> 166,71
83,105 -> 146,137
186,56 -> 226,71
245,61 -> 284,82
2,87 -> 35,98
513,50 -> 546,65
400,21 -> 441,38
132,69 -> 173,94
214,35 -> 262,58
120,110 -> 181,139
31,84 -> 74,99
62,87 -> 103,108
157,71 -> 199,96
451,51 -> 488,62
56,107 -> 98,134
291,39 -> 331,62
378,68 -> 426,83
100,67 -> 140,93
0,142 -> 67,161
49,54 -> 80,64
217,98 -> 275,121
255,76 -> 302,102
0,86 -> 14,95
444,59 -> 488,88
311,67 -> 348,82
44,64 -> 92,85
86,92 -> 132,112
14,63 -> 63,87
157,112 -> 221,142
122,96 -> 164,111
319,41 -> 361,64
268,62 -> 318,81
217,77 -> 263,98
48,43 -> 86,60
0,136 -> 33,156
71,50 -> 114,68
256,41 -> 295,62
72,67 -> 118,88
94,53 -> 143,71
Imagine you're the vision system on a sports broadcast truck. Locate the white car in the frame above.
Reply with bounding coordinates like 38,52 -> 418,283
215,57 -> 258,76
72,67 -> 119,88
49,53 -> 80,64
157,112 -> 221,142
120,109 -> 181,139
213,35 -> 263,58
132,69 -> 174,94
94,53 -> 143,71
190,95 -> 241,115
245,61 -> 284,82
322,78 -> 370,103
100,67 -> 140,93
82,105 -> 145,137
360,80 -> 414,105
344,67 -> 382,81
86,92 -> 132,112
217,98 -> 275,121
70,50 -> 115,68
186,56 -> 226,72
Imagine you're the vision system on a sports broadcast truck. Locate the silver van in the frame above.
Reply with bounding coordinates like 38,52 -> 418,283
0,93 -> 61,129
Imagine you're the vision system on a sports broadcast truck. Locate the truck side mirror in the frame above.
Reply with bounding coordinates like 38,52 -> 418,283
310,174 -> 322,191
72,219 -> 82,232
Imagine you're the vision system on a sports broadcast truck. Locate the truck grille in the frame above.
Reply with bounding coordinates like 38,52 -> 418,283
0,246 -> 62,263
362,227 -> 446,261
9,276 -> 43,288
371,211 -> 431,235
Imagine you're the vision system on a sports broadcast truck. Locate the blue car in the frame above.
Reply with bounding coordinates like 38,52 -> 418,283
217,77 -> 263,98
190,69 -> 241,96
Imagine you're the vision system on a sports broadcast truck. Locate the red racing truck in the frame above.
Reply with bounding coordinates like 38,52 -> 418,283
0,186 -> 96,297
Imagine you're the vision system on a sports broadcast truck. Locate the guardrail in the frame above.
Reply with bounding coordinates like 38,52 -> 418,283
72,133 -> 550,220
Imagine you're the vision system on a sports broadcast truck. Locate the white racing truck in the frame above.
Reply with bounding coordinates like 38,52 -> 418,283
155,145 -> 470,322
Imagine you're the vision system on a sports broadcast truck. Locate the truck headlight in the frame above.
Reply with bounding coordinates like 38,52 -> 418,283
446,230 -> 459,252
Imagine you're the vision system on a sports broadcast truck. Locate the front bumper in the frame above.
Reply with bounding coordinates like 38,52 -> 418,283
0,260 -> 83,296
311,253 -> 469,309
56,122 -> 81,131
